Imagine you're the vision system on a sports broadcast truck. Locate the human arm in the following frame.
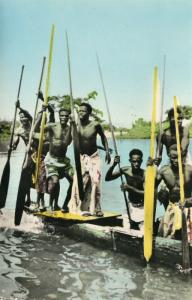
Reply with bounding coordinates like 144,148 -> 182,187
181,125 -> 190,160
17,101 -> 33,124
105,155 -> 121,181
155,132 -> 163,166
120,183 -> 144,194
38,91 -> 55,123
12,133 -> 20,150
96,123 -> 111,164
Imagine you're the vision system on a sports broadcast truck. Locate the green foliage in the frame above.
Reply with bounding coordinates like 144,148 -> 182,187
0,120 -> 11,139
165,105 -> 192,120
48,91 -> 104,123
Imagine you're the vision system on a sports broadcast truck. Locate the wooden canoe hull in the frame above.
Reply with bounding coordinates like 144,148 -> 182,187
32,209 -> 192,269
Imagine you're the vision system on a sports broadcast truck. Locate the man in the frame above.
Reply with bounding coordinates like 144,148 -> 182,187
68,102 -> 111,216
105,149 -> 145,231
12,102 -> 32,206
30,102 -> 55,211
156,107 -> 190,165
153,144 -> 192,239
44,108 -> 73,211
12,102 -> 32,149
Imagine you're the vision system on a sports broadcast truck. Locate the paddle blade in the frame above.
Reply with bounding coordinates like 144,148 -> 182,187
73,125 -> 84,201
0,160 -> 10,209
14,167 -> 31,225
182,209 -> 190,270
144,166 -> 156,262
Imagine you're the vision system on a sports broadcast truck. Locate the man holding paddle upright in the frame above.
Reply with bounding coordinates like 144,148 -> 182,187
68,102 -> 111,216
105,149 -> 145,231
12,102 -> 33,207
156,107 -> 190,165
44,107 -> 74,211
12,102 -> 32,150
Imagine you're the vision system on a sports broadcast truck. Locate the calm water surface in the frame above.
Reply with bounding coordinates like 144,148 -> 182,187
1,139 -> 192,300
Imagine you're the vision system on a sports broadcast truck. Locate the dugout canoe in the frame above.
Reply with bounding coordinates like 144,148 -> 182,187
31,209 -> 192,269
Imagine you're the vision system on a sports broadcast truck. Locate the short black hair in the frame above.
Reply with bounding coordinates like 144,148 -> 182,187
80,102 -> 92,114
129,148 -> 143,158
167,107 -> 182,120
59,108 -> 71,115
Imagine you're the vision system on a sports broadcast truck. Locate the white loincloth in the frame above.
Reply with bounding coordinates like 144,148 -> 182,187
68,151 -> 102,215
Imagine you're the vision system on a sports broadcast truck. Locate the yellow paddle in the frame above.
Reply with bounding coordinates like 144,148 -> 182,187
144,66 -> 159,262
35,25 -> 55,185
173,96 -> 190,271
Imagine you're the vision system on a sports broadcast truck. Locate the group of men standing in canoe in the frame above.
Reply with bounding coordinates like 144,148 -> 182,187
10,94 -> 192,240
12,93 -> 111,217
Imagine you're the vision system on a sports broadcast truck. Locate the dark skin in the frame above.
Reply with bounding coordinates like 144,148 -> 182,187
156,112 -> 189,165
12,102 -> 32,206
150,149 -> 192,208
44,110 -> 73,211
78,105 -> 111,163
105,154 -> 145,205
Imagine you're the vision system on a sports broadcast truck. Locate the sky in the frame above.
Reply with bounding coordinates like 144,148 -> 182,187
0,0 -> 192,127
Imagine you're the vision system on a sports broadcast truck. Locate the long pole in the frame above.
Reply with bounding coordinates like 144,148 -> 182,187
35,25 -> 55,185
96,54 -> 132,224
0,65 -> 24,209
144,66 -> 159,262
65,31 -> 84,201
173,96 -> 190,271
14,57 -> 46,226
156,55 -> 166,157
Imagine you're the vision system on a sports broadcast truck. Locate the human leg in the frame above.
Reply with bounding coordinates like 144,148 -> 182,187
61,174 -> 73,213
47,175 -> 60,210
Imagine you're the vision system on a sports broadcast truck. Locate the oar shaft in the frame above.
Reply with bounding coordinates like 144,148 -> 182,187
173,96 -> 190,270
65,31 -> 84,201
0,65 -> 24,209
25,57 -> 46,157
9,65 -> 25,157
66,32 -> 75,121
173,97 -> 184,202
35,26 -> 55,184
157,55 -> 166,157
96,54 -> 132,223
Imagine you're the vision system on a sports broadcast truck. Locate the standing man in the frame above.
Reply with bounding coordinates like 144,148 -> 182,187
69,102 -> 111,216
105,149 -> 145,231
12,102 -> 32,206
44,108 -> 73,211
156,107 -> 190,165
12,102 -> 32,149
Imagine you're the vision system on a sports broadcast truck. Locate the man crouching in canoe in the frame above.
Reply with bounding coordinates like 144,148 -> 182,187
44,108 -> 74,211
105,149 -> 145,231
152,144 -> 192,240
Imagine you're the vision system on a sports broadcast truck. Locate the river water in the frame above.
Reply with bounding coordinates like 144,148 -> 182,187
0,139 -> 192,300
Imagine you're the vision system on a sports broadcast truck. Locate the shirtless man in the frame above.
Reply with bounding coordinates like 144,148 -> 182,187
69,102 -> 111,216
12,102 -> 32,149
153,145 -> 192,238
105,149 -> 145,230
156,107 -> 190,165
12,102 -> 32,206
44,108 -> 73,211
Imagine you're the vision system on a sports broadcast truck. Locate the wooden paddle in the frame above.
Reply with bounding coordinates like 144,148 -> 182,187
154,55 -> 166,222
0,65 -> 24,209
173,96 -> 190,271
14,57 -> 46,226
34,25 -> 55,186
65,31 -> 84,201
144,66 -> 159,262
96,54 -> 133,226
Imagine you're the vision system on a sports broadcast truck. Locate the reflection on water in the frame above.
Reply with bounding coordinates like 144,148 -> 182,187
1,140 -> 192,299
1,216 -> 192,300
